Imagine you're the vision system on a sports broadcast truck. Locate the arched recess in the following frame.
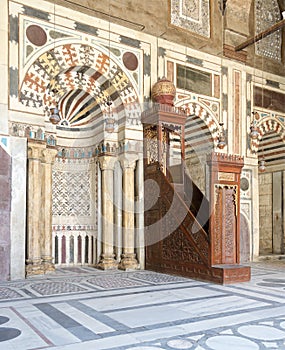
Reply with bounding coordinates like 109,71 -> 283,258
256,118 -> 285,256
20,42 -> 142,268
175,99 -> 220,194
20,42 -> 141,137
256,118 -> 285,167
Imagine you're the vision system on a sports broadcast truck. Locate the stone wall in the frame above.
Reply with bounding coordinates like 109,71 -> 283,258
185,155 -> 206,195
259,173 -> 273,255
259,171 -> 285,255
48,0 -> 285,76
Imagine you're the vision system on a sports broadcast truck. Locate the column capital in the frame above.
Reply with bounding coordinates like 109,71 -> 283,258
27,142 -> 46,160
42,148 -> 58,164
98,156 -> 116,171
119,155 -> 138,170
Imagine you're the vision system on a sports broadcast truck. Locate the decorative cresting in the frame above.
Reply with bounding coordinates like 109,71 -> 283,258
20,43 -> 141,129
255,0 -> 282,61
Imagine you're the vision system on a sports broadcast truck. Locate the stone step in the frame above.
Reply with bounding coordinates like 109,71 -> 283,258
211,264 -> 251,284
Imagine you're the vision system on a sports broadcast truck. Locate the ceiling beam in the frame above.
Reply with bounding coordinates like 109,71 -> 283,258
234,18 -> 285,52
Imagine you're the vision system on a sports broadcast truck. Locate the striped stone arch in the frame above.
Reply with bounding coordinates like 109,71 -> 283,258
175,99 -> 220,193
258,118 -> 285,138
175,99 -> 220,149
20,42 -> 141,131
252,117 -> 285,166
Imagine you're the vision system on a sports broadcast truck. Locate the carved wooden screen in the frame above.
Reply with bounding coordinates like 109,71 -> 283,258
213,185 -> 237,265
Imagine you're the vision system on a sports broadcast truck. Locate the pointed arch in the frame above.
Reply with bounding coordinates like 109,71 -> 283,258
175,98 -> 220,148
253,117 -> 285,167
20,43 -> 141,130
175,98 -> 220,194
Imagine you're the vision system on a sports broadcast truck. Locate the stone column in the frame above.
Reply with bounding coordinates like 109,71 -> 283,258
135,157 -> 145,268
41,147 -> 57,273
97,156 -> 117,269
26,142 -> 46,276
119,158 -> 139,270
89,158 -> 97,265
114,161 -> 123,262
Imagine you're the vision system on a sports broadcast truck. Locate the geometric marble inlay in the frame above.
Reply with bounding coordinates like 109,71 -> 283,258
30,282 -> 86,295
20,43 -> 141,127
128,272 -> 188,284
86,276 -> 146,289
206,335 -> 259,349
238,325 -> 285,341
0,316 -> 21,342
0,328 -> 22,342
0,287 -> 23,300
170,0 -> 210,38
123,52 -> 138,71
52,169 -> 91,217
26,25 -> 47,46
167,339 -> 194,348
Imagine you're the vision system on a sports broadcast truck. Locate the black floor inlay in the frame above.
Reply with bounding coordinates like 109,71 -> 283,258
0,316 -> 21,342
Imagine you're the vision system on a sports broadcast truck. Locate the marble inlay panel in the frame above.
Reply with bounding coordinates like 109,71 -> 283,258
86,276 -> 146,289
255,0 -> 281,61
127,272 -> 188,284
30,282 -> 86,295
170,0 -> 210,38
0,288 -> 23,300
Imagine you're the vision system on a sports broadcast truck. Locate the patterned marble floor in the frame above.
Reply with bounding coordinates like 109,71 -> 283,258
1,261 -> 285,349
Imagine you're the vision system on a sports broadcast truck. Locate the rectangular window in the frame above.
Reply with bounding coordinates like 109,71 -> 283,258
254,86 -> 285,114
177,64 -> 212,96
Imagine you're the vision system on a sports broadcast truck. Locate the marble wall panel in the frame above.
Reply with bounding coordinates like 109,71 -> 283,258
10,137 -> 27,280
0,145 -> 11,281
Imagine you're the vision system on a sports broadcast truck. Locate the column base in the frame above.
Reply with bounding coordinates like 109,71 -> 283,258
119,253 -> 139,271
25,258 -> 44,277
42,256 -> 55,274
97,254 -> 118,270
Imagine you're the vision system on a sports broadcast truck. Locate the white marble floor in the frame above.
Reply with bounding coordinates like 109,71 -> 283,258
1,262 -> 285,350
